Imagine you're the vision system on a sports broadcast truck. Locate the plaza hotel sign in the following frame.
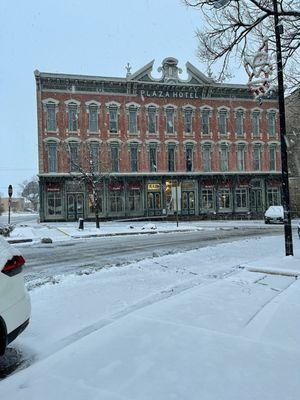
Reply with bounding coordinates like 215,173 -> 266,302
138,88 -> 202,100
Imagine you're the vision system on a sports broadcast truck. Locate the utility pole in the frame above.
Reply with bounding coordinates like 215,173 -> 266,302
273,0 -> 294,256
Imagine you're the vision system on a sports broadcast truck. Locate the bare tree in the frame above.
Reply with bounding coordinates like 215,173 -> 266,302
19,177 -> 39,211
183,0 -> 300,86
67,141 -> 107,228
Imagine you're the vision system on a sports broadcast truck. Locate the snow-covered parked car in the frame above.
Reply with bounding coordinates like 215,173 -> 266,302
264,206 -> 284,224
0,236 -> 31,356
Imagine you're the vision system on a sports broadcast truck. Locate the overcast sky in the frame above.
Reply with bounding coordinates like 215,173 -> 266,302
0,0 -> 247,196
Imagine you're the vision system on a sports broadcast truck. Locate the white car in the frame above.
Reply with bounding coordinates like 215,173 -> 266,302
0,236 -> 31,356
264,205 -> 284,224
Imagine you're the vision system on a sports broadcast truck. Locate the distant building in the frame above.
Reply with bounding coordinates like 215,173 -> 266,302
286,89 -> 300,216
1,197 -> 25,213
35,57 -> 281,222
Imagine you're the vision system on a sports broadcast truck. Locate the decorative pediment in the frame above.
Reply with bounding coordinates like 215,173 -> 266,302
127,57 -> 213,85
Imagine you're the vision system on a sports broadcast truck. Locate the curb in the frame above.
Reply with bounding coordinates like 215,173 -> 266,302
7,238 -> 33,244
70,228 -> 201,239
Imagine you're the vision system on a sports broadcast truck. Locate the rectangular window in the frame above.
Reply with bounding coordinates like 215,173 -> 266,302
89,193 -> 103,214
89,105 -> 98,132
220,146 -> 228,172
109,107 -> 118,133
69,143 -> 79,172
68,104 -> 78,132
111,146 -> 119,172
129,189 -> 141,211
89,143 -> 99,172
149,146 -> 157,172
252,112 -> 260,137
46,103 -> 56,131
237,146 -> 245,171
129,108 -> 138,133
235,188 -> 248,209
267,188 -> 280,206
218,188 -> 231,210
235,111 -> 244,136
168,146 -> 175,172
166,108 -> 175,134
130,145 -> 138,172
148,107 -> 157,134
201,109 -> 210,135
219,110 -> 228,135
48,143 -> 57,173
186,147 -> 193,172
269,146 -> 276,170
253,146 -> 261,171
184,109 -> 192,134
201,188 -> 214,210
47,192 -> 62,216
268,112 -> 276,136
110,192 -> 123,212
202,146 -> 211,172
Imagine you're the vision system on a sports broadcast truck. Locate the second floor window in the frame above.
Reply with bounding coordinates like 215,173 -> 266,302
253,146 -> 261,170
68,103 -> 78,132
130,145 -> 138,172
48,142 -> 57,172
148,106 -> 157,134
167,145 -> 175,172
166,107 -> 175,134
269,146 -> 276,170
128,107 -> 138,134
110,145 -> 119,172
69,143 -> 79,172
184,108 -> 193,134
89,142 -> 100,172
252,111 -> 260,137
109,106 -> 118,133
186,146 -> 193,172
46,103 -> 56,131
88,105 -> 98,132
202,146 -> 211,172
235,110 -> 244,136
237,146 -> 245,171
149,146 -> 157,172
219,109 -> 228,135
220,146 -> 229,172
268,112 -> 276,136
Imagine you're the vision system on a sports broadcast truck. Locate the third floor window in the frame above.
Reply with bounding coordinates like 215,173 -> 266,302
268,111 -> 276,136
235,110 -> 244,136
219,109 -> 228,135
148,106 -> 157,134
166,107 -> 175,134
109,106 -> 118,133
184,108 -> 193,134
128,107 -> 138,134
252,111 -> 260,137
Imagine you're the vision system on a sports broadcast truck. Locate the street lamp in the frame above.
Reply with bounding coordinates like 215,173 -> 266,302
208,0 -> 294,256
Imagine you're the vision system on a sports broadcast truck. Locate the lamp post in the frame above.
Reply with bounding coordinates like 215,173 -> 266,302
8,185 -> 13,225
272,0 -> 293,255
208,0 -> 293,256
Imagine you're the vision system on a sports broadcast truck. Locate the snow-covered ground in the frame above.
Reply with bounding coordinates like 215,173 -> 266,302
1,234 -> 300,399
4,214 -> 299,245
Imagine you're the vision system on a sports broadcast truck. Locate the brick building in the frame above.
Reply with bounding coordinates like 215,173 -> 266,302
286,88 -> 300,216
35,57 -> 282,222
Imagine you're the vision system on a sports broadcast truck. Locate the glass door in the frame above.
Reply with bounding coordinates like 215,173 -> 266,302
181,191 -> 195,215
67,193 -> 84,220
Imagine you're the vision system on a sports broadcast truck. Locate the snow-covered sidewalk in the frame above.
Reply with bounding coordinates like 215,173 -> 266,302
1,234 -> 300,399
6,217 -> 297,245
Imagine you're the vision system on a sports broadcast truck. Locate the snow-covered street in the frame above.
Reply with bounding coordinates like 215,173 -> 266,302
1,233 -> 300,399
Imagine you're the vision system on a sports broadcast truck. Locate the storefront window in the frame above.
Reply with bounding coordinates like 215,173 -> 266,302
47,192 -> 62,215
201,188 -> 214,210
235,188 -> 248,209
267,188 -> 280,206
88,193 -> 103,214
110,191 -> 123,212
129,189 -> 141,211
218,188 -> 231,210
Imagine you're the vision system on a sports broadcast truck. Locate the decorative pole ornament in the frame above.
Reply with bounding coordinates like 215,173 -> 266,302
125,63 -> 132,78
244,37 -> 275,102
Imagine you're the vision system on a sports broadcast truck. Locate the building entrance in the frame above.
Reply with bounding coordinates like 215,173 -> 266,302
181,191 -> 195,215
67,193 -> 84,221
147,192 -> 161,216
250,189 -> 263,213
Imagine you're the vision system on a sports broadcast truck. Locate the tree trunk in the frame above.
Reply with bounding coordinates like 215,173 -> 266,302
95,210 -> 100,229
